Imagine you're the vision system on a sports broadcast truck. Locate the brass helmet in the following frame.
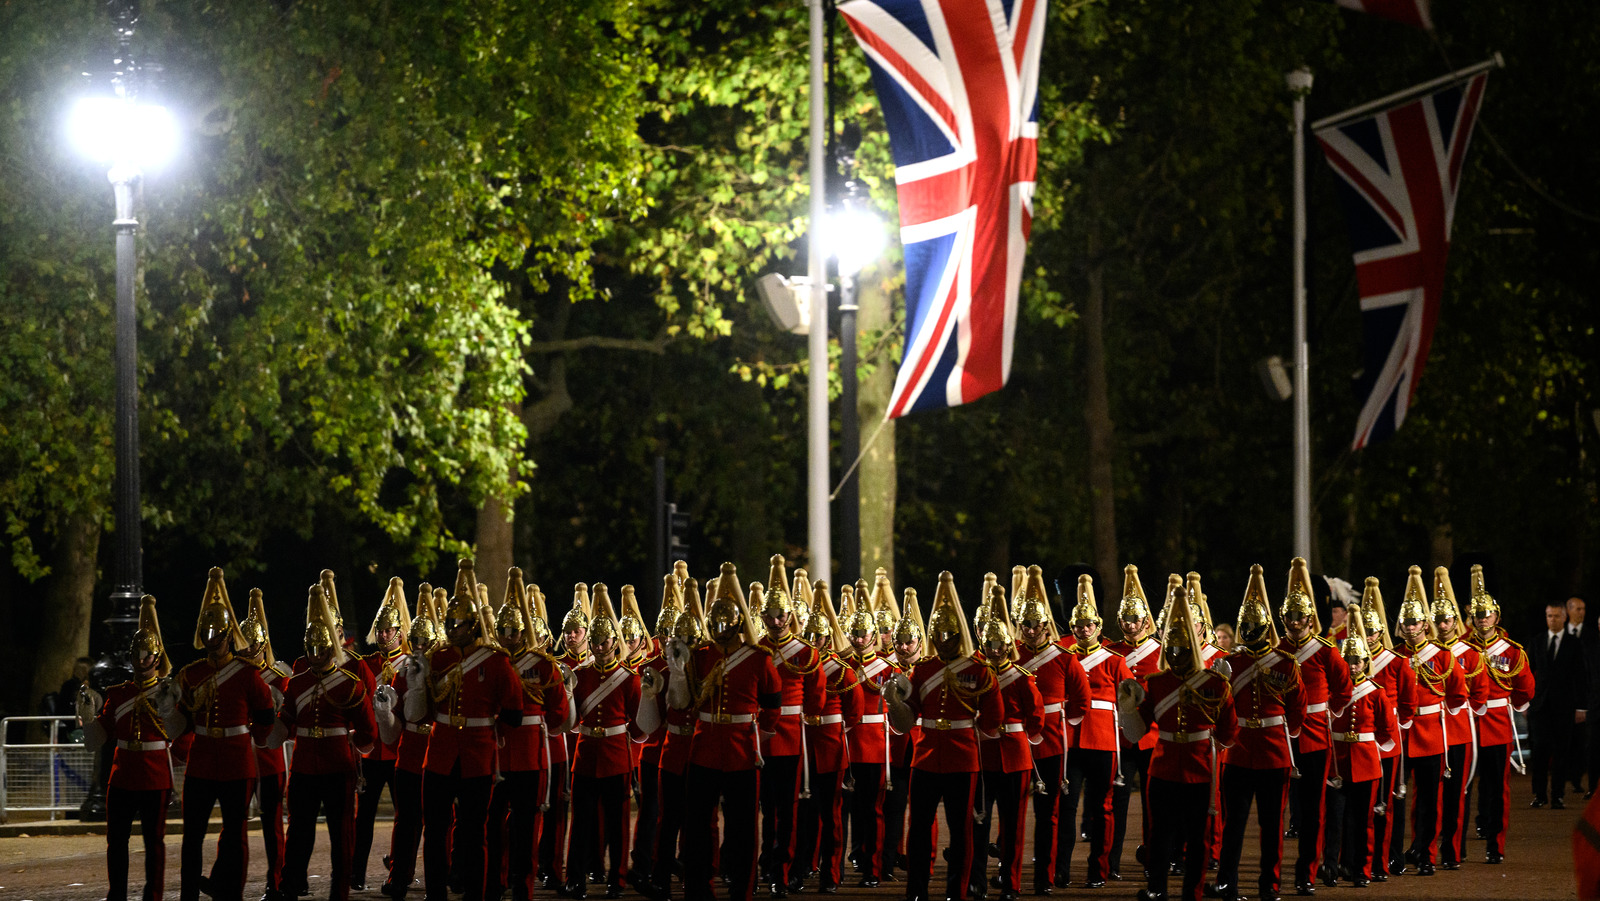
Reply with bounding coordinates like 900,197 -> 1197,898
1280,557 -> 1320,633
445,559 -> 480,624
871,569 -> 900,635
590,583 -> 621,647
762,555 -> 794,620
1236,564 -> 1280,646
894,587 -> 926,650
1153,573 -> 1182,641
1360,577 -> 1394,650
496,569 -> 529,635
927,571 -> 974,659
707,562 -> 760,645
1467,564 -> 1500,621
1070,573 -> 1103,629
800,581 -> 844,652
656,573 -> 682,640
431,586 -> 451,631
619,611 -> 648,648
408,584 -> 443,652
1431,565 -> 1465,642
1118,564 -> 1152,625
1008,564 -> 1028,623
980,572 -> 999,624
674,577 -> 707,645
369,577 -> 414,651
193,567 -> 246,651
981,585 -> 1013,657
1395,565 -> 1436,642
844,582 -> 877,638
132,593 -> 172,677
1158,573 -> 1201,676
618,584 -> 648,647
526,583 -> 553,649
303,584 -> 341,658
319,569 -> 345,632
972,599 -> 992,640
1017,564 -> 1060,643
1187,573 -> 1213,635
562,582 -> 592,635
239,587 -> 276,666
1341,604 -> 1372,668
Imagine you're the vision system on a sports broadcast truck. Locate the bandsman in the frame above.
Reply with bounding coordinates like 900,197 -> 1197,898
790,580 -> 863,893
757,558 -> 825,896
970,583 -> 1044,901
541,584 -> 593,889
236,589 -> 293,901
1357,577 -> 1414,882
843,573 -> 901,888
380,584 -> 442,900
883,587 -> 928,884
352,578 -> 413,892
626,580 -> 667,891
1464,565 -> 1533,864
1105,566 -> 1161,881
1391,565 -> 1467,875
1323,604 -> 1394,887
638,576 -> 707,898
1431,566 -> 1488,870
1060,573 -> 1133,890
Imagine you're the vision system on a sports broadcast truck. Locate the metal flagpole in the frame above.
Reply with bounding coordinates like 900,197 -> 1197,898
1310,54 -> 1504,133
1287,68 -> 1313,562
807,0 -> 833,587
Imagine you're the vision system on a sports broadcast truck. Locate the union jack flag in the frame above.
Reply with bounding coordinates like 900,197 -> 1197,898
1329,0 -> 1433,30
839,0 -> 1046,418
1314,73 -> 1487,450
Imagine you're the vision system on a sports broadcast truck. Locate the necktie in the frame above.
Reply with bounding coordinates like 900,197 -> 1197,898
1551,633 -> 1559,659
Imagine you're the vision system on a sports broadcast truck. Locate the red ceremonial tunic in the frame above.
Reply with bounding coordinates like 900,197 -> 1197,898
1367,644 -> 1415,761
844,651 -> 898,767
903,655 -> 1005,774
279,663 -> 377,775
1106,635 -> 1162,751
177,653 -> 275,781
1219,644 -> 1304,770
759,632 -> 826,757
1017,638 -> 1090,759
1444,635 -> 1490,746
252,660 -> 292,777
1469,629 -> 1534,747
1278,634 -> 1354,754
389,664 -> 432,775
424,643 -> 521,778
889,652 -> 921,765
548,648 -> 590,765
632,650 -> 664,767
641,653 -> 698,776
1331,676 -> 1393,784
686,640 -> 783,772
1139,666 -> 1239,784
1395,639 -> 1468,758
361,648 -> 410,763
806,652 -> 863,773
1067,642 -> 1133,753
977,655 -> 1044,773
570,656 -> 642,778
502,648 -> 570,772
98,678 -> 175,791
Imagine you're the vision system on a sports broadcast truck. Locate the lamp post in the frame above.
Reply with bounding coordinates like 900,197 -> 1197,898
67,0 -> 177,820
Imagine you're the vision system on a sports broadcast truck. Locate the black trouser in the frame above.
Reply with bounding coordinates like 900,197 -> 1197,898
255,771 -> 287,894
1110,745 -> 1150,876
1322,769 -> 1346,875
849,762 -> 887,881
1439,742 -> 1471,864
487,770 -> 545,900
684,765 -> 759,901
352,757 -> 397,885
569,772 -> 630,889
907,769 -> 978,901
538,759 -> 571,882
794,765 -> 845,887
652,767 -> 689,888
1290,748 -> 1328,884
388,767 -> 425,898
181,775 -> 254,901
633,751 -> 661,880
883,763 -> 910,876
1530,711 -> 1574,802
1406,753 -> 1442,864
969,769 -> 1027,894
425,768 -> 494,901
107,785 -> 169,901
1476,743 -> 1510,855
1337,779 -> 1376,880
1146,777 -> 1208,901
758,755 -> 801,884
1030,754 -> 1064,889
285,771 -> 357,901
1060,748 -> 1114,884
1218,765 -> 1289,896
1377,756 -> 1404,874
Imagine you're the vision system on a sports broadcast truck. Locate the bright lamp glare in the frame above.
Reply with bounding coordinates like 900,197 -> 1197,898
68,96 -> 180,172
824,204 -> 886,277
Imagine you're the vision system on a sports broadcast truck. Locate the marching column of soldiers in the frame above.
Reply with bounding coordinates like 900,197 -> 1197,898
81,553 -> 1538,901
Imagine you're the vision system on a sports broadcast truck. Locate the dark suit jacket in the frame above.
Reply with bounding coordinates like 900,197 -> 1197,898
1531,629 -> 1586,715
1573,622 -> 1600,712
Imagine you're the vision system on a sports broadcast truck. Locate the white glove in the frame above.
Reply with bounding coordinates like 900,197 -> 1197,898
373,684 -> 398,713
260,718 -> 290,750
883,671 -> 912,706
76,686 -> 103,727
640,668 -> 665,699
401,654 -> 429,686
154,679 -> 187,736
1210,658 -> 1233,679
1116,678 -> 1147,741
561,663 -> 578,693
270,684 -> 285,711
667,640 -> 690,676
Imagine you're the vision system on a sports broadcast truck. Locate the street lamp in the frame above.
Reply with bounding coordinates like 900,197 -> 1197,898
68,0 -> 178,820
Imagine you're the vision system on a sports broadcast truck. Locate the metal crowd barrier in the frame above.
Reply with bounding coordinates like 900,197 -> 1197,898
0,715 -> 95,823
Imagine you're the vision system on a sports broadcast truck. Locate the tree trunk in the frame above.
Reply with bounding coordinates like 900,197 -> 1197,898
1083,229 -> 1119,589
475,400 -> 524,605
29,510 -> 101,718
856,279 -> 897,585
1430,462 -> 1453,566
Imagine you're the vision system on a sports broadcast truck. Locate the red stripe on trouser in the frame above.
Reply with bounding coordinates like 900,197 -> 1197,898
1408,754 -> 1443,863
1291,748 -> 1329,883
258,772 -> 288,892
1030,754 -> 1063,885
106,785 -> 170,901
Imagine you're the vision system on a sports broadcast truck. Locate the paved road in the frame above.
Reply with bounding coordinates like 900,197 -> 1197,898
1,782 -> 1584,901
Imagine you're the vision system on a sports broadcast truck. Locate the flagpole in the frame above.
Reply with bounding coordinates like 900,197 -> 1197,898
1288,68 -> 1313,562
807,0 -> 833,586
1310,53 -> 1503,132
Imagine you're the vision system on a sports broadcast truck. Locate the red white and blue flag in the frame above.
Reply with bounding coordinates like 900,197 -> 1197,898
840,0 -> 1045,418
1314,73 -> 1487,450
1330,0 -> 1432,30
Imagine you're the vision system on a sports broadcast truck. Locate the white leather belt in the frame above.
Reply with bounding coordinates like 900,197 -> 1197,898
699,712 -> 755,724
1239,715 -> 1287,728
1333,731 -> 1376,742
1090,699 -> 1116,711
436,714 -> 495,728
117,739 -> 168,751
1416,704 -> 1441,715
860,714 -> 887,724
917,718 -> 975,730
779,705 -> 803,715
1001,723 -> 1027,733
1484,698 -> 1509,709
197,724 -> 251,738
1158,729 -> 1212,744
668,724 -> 694,736
404,722 -> 433,734
1306,702 -> 1329,713
297,726 -> 349,738
581,724 -> 629,738
521,715 -> 545,726
805,714 -> 845,725
1041,702 -> 1064,714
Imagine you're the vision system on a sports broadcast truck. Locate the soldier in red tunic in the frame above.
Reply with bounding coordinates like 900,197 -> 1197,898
177,569 -> 276,901
378,585 -> 443,901
638,577 -> 707,898
1060,574 -> 1133,890
1106,566 -> 1161,882
266,583 -> 378,901
883,571 -> 1005,901
790,581 -> 863,894
883,586 -> 928,884
235,588 -> 294,901
756,557 -> 825,896
411,560 -> 525,901
81,595 -> 184,901
1391,565 -> 1468,876
669,562 -> 784,901
626,577 -> 676,893
843,575 -> 902,888
1211,565 -> 1303,901
1119,575 -> 1238,901
1354,578 -> 1413,882
352,578 -> 414,892
541,585 -> 593,889
1463,565 -> 1534,864
1431,566 -> 1489,870
1276,557 -> 1353,896
1324,605 -> 1395,888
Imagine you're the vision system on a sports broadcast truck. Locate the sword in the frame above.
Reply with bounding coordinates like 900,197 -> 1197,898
1325,708 -> 1344,789
1394,703 -> 1408,799
1282,719 -> 1301,780
1438,701 -> 1452,780
798,710 -> 811,798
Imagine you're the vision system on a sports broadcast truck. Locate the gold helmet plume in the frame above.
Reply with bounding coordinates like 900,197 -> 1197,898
367,577 -> 414,652
706,562 -> 761,645
1280,557 -> 1320,633
1016,564 -> 1061,643
1070,573 -> 1104,630
801,580 -> 847,653
303,583 -> 343,659
1431,566 -> 1465,642
1187,572 -> 1213,636
894,587 -> 927,652
844,581 -> 877,638
562,583 -> 593,635
1360,577 -> 1394,650
1467,565 -> 1499,621
926,571 -> 975,659
674,577 -> 708,645
445,559 -> 480,624
431,586 -> 450,629
1236,565 -> 1280,646
791,569 -> 814,635
408,582 -> 441,652
1008,564 -> 1028,623
618,584 -> 648,647
525,582 -> 553,649
986,581 -> 1021,661
1396,566 -> 1436,642
762,555 -> 795,620
1158,573 -> 1201,676
1119,564 -> 1152,626
871,569 -> 901,635
132,593 -> 172,677
193,567 -> 247,651
1341,604 -> 1372,666
980,572 -> 999,625
319,569 -> 345,632
239,587 -> 277,667
589,583 -> 622,647
496,568 -> 529,636
1152,573 -> 1182,641
655,573 -> 683,640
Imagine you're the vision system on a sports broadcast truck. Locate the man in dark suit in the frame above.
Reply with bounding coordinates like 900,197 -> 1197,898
1568,596 -> 1600,798
1530,602 -> 1587,808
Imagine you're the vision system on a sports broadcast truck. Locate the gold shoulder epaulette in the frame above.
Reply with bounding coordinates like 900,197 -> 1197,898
1315,635 -> 1335,648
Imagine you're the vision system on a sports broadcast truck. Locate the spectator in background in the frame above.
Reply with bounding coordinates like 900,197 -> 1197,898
1531,602 -> 1586,808
57,657 -> 93,714
1213,623 -> 1235,652
1569,596 -> 1599,799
